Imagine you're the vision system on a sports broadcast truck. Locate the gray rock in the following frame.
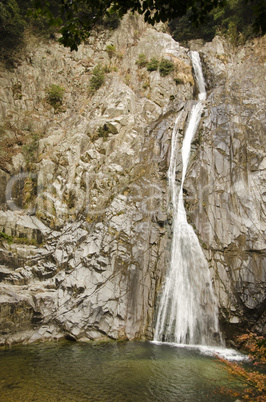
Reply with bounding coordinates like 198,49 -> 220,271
0,16 -> 264,345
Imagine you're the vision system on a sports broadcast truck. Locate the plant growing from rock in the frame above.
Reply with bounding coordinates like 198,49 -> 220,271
0,232 -> 39,246
47,84 -> 65,109
92,122 -> 118,142
124,73 -> 131,86
174,77 -> 184,85
12,82 -> 22,99
227,21 -> 239,46
0,232 -> 13,244
105,44 -> 116,58
22,132 -> 40,169
89,64 -> 105,94
159,58 -> 174,76
103,64 -> 111,73
147,57 -> 159,71
217,332 -> 266,401
136,53 -> 148,68
65,189 -> 76,209
142,80 -> 150,90
96,124 -> 110,141
22,176 -> 37,210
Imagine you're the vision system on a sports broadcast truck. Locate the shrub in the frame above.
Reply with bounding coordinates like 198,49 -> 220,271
14,236 -> 39,246
47,84 -> 64,109
147,57 -> 159,71
89,64 -> 105,94
168,0 -> 260,46
22,132 -> 40,168
142,80 -> 149,89
136,53 -> 148,68
174,77 -> 182,85
12,82 -> 22,99
0,231 -> 13,244
66,189 -> 76,209
124,74 -> 131,86
99,11 -> 120,30
105,44 -> 116,58
0,0 -> 26,54
0,231 -> 40,246
227,21 -> 239,45
103,64 -> 111,73
218,332 -> 266,401
97,125 -> 109,141
22,176 -> 37,208
92,122 -> 118,142
159,58 -> 174,76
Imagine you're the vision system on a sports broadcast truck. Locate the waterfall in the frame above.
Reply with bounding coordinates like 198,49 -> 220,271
154,51 -> 222,346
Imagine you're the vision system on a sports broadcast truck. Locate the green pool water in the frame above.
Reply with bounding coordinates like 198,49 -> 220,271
0,340 -> 242,401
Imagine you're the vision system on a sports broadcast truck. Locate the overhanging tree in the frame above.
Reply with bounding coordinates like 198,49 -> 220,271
31,0 -> 228,50
31,0 -> 265,50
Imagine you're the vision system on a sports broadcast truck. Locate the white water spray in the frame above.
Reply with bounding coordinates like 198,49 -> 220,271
154,51 -> 222,346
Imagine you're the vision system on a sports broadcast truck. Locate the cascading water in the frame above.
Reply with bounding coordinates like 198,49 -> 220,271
154,51 -> 222,346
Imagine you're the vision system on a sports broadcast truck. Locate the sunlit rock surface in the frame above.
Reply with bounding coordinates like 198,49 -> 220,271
0,15 -> 265,345
187,36 -> 266,335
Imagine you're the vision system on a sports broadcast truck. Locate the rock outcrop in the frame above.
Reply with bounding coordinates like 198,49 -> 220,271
0,15 -> 265,345
187,36 -> 266,336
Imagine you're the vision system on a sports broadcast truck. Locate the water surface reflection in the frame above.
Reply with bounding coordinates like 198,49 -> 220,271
0,341 -> 240,401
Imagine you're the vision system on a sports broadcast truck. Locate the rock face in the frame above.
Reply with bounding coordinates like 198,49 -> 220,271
0,15 -> 265,345
187,36 -> 266,336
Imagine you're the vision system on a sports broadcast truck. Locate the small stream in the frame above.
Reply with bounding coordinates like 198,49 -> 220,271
0,340 -> 244,401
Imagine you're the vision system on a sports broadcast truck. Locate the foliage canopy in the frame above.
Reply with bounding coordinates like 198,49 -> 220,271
0,0 -> 265,56
30,0 -> 265,50
169,0 -> 266,45
0,0 -> 25,56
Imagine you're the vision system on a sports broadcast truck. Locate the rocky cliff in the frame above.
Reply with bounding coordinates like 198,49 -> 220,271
188,36 -> 266,337
0,15 -> 265,345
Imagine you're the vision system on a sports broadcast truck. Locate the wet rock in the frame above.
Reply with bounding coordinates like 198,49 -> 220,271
186,35 -> 266,336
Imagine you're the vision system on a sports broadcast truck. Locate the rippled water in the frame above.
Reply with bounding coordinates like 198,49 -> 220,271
0,341 -> 242,401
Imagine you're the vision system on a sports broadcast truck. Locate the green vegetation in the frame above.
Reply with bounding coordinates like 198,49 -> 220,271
159,58 -> 174,76
136,54 -> 175,77
105,44 -> 116,58
0,231 -> 13,244
0,0 -> 57,65
22,132 -> 40,168
169,0 -> 265,46
12,82 -> 22,99
89,64 -> 105,94
91,122 -> 118,141
97,125 -> 109,141
22,176 -> 37,208
65,189 -> 76,209
46,84 -> 65,109
142,80 -> 149,89
29,0 -> 265,50
0,231 -> 40,246
0,0 -> 25,54
0,0 -> 121,59
147,57 -> 159,72
174,78 -> 183,85
0,1 -> 264,59
136,53 -> 148,68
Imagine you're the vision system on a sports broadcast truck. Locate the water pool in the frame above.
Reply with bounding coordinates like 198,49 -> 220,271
0,340 -> 242,401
